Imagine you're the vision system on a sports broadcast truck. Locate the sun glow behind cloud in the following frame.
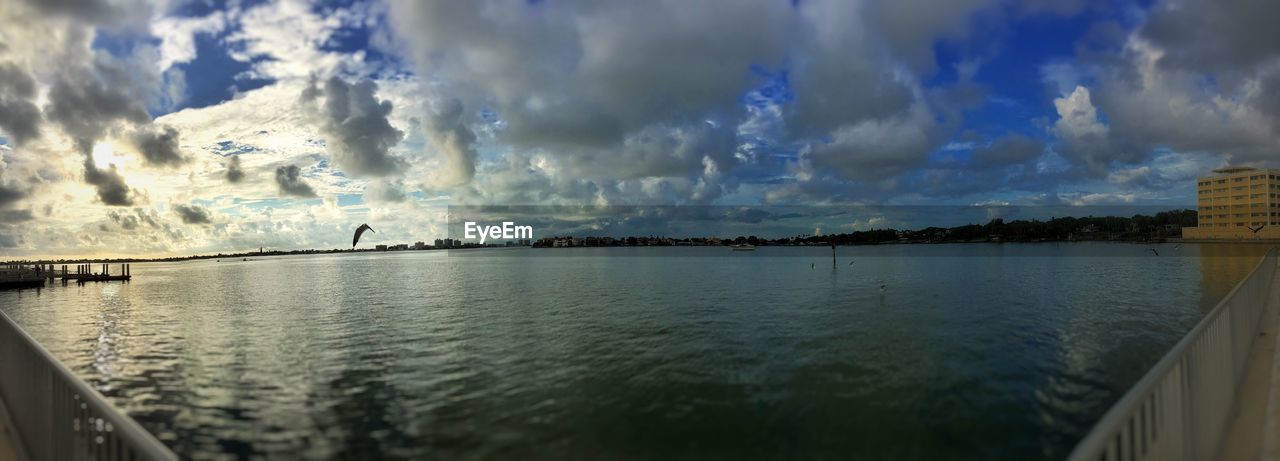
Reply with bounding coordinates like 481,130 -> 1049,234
91,142 -> 119,170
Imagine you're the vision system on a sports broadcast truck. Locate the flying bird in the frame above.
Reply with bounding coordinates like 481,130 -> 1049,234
1148,248 -> 1159,256
1250,224 -> 1266,234
352,223 -> 376,248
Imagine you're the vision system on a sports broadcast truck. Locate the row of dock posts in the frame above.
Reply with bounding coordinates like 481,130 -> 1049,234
60,263 -> 132,284
1,263 -> 133,289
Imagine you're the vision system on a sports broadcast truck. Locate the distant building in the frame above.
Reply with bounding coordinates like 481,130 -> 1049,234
1183,167 -> 1280,240
434,239 -> 444,248
390,244 -> 409,251
413,241 -> 427,250
375,244 -> 388,251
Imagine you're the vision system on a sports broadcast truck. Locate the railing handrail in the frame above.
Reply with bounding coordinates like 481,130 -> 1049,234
1068,247 -> 1278,460
0,308 -> 177,461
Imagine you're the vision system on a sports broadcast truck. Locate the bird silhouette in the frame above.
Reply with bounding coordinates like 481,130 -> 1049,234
352,223 -> 376,248
848,261 -> 855,266
1250,224 -> 1266,234
1148,248 -> 1159,256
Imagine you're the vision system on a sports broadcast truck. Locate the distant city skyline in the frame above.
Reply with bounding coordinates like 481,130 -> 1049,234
1,0 -> 1278,259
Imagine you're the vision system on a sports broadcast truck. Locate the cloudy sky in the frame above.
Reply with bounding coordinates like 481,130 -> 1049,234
0,0 -> 1277,258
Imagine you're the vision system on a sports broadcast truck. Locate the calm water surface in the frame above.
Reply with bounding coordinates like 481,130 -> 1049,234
0,243 -> 1270,460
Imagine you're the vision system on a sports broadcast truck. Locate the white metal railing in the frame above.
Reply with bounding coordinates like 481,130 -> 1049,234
0,309 -> 176,461
1068,247 -> 1278,461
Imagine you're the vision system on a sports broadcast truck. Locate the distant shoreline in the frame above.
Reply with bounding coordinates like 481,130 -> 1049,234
11,238 -> 1280,266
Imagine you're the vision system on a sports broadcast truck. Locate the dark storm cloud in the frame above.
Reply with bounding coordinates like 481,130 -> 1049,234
130,124 -> 187,167
390,0 -> 793,151
45,59 -> 152,147
274,164 -> 316,198
44,56 -> 155,205
422,99 -> 479,187
106,208 -> 163,232
808,105 -> 945,181
172,203 -> 212,224
0,230 -> 19,247
1042,0 -> 1280,174
17,0 -> 150,29
301,76 -> 404,177
861,0 -> 995,74
0,208 -> 34,223
0,62 -> 42,146
387,0 -> 1019,194
107,209 -> 139,230
1140,0 -> 1280,73
0,184 -> 25,208
569,122 -> 735,179
970,134 -> 1044,168
83,159 -> 134,206
225,155 -> 245,183
21,0 -> 115,22
915,134 -> 1052,198
388,0 -> 794,190
1258,72 -> 1280,131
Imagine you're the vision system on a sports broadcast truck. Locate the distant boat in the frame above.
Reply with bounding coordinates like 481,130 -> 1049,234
730,244 -> 756,251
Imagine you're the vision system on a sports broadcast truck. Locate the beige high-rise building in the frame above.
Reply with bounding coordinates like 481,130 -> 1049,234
1183,167 -> 1280,240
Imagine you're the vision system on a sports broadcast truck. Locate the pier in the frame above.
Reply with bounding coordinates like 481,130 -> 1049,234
0,266 -> 44,290
0,263 -> 133,290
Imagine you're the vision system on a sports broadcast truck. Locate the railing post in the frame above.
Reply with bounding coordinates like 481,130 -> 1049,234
0,310 -> 176,460
1068,248 -> 1278,461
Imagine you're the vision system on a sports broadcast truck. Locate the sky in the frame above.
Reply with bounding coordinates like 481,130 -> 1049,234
0,0 -> 1278,258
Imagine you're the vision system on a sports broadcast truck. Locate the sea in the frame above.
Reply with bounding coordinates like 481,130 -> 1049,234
0,242 -> 1270,460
